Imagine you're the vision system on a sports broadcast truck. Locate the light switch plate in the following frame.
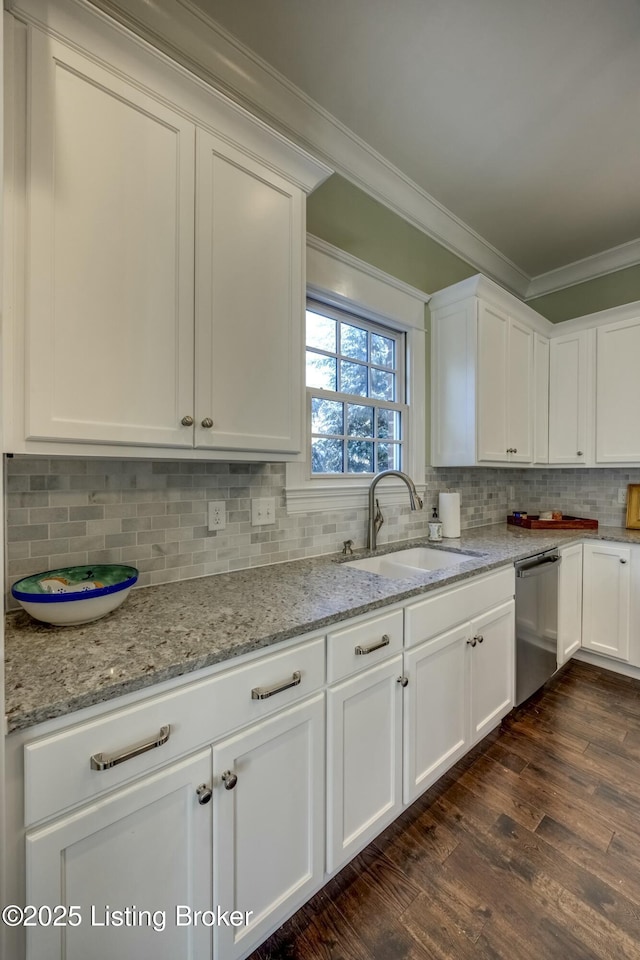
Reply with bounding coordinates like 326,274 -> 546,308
252,498 -> 275,526
618,487 -> 628,505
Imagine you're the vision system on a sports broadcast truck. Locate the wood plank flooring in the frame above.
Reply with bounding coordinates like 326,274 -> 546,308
250,661 -> 640,960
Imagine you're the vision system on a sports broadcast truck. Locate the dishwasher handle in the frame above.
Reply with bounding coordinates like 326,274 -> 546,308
516,555 -> 561,579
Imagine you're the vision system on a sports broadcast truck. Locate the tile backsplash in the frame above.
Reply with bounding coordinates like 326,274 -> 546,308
5,456 -> 639,606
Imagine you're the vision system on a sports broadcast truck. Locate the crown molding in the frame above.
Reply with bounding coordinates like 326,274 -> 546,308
83,0 -> 531,298
525,236 -> 640,300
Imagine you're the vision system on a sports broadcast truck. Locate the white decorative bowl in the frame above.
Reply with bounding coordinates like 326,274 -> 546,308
11,564 -> 139,626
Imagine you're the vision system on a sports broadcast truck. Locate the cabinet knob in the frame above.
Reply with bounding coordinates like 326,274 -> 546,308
201,417 -> 214,429
620,559 -> 628,564
474,635 -> 484,644
181,415 -> 194,427
397,676 -> 409,688
221,770 -> 238,790
512,449 -> 517,454
196,783 -> 212,805
577,451 -> 584,456
467,638 -> 477,647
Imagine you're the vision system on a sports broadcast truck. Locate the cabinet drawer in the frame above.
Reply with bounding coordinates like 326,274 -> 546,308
405,567 -> 514,648
24,636 -> 325,826
327,609 -> 403,682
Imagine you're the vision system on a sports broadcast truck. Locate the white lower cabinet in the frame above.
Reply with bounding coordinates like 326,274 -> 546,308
212,694 -> 325,960
557,543 -> 583,666
25,750 -> 213,960
326,655 -> 404,873
403,623 -> 469,805
582,542 -> 631,661
468,602 -> 515,744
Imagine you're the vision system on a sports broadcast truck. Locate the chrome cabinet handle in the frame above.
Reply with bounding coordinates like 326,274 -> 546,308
181,415 -> 194,426
90,724 -> 171,771
251,670 -> 301,700
467,639 -> 477,647
397,676 -> 409,687
221,770 -> 238,790
196,783 -> 212,804
201,417 -> 214,429
355,634 -> 390,656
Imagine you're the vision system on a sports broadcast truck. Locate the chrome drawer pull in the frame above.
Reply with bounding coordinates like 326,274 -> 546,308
90,724 -> 171,771
355,634 -> 391,656
251,670 -> 301,700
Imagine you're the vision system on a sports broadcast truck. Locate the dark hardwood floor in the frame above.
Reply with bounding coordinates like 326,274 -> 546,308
251,660 -> 640,960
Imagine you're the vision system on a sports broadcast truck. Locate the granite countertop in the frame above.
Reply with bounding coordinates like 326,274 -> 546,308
6,522 -> 640,734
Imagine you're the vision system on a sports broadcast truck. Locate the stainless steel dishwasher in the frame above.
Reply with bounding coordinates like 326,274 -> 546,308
515,549 -> 561,705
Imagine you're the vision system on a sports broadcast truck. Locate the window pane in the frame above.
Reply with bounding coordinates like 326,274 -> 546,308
377,442 -> 401,472
371,368 -> 395,401
340,323 -> 368,361
311,397 -> 343,436
306,312 -> 336,352
371,333 -> 395,368
312,438 -> 343,474
306,351 -> 337,390
376,408 -> 400,440
340,360 -> 368,397
346,404 -> 374,438
347,440 -> 373,473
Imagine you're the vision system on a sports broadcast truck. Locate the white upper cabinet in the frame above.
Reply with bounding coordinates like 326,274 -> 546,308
596,316 -> 640,463
4,1 -> 330,459
26,32 -> 196,448
548,330 -> 593,464
194,130 -> 304,454
431,276 -> 542,467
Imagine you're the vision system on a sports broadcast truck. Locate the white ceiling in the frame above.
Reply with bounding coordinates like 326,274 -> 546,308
190,0 -> 640,288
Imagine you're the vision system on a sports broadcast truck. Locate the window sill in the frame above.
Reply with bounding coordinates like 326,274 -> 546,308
285,480 -> 427,515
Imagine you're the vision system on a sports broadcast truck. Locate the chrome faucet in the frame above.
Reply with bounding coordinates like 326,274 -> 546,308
367,470 -> 423,551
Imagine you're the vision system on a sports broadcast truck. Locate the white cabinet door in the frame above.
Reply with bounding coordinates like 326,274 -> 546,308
469,601 -> 514,744
582,542 -> 631,660
534,334 -> 550,463
326,656 -> 403,873
477,302 -> 510,462
25,751 -> 212,960
557,543 -> 583,666
212,695 -> 324,960
507,319 -> 534,463
596,317 -> 640,462
548,332 -> 590,464
403,624 -> 469,805
26,30 -> 195,447
195,128 -> 305,454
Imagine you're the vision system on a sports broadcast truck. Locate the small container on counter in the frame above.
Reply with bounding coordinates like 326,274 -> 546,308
428,507 -> 443,542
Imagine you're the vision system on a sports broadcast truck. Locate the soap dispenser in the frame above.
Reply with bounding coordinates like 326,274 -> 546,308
428,507 -> 443,542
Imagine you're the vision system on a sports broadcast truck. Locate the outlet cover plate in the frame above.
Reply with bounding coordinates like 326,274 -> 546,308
252,497 -> 275,526
618,487 -> 628,505
208,500 -> 226,531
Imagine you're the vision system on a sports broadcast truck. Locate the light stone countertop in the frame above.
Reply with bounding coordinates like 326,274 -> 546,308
6,522 -> 640,733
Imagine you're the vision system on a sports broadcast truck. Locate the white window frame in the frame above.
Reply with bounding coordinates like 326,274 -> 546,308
286,236 -> 430,514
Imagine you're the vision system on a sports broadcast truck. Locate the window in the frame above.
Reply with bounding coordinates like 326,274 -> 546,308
285,237 -> 427,514
306,301 -> 406,476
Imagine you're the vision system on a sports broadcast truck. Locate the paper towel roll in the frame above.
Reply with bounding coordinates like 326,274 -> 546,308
439,492 -> 461,539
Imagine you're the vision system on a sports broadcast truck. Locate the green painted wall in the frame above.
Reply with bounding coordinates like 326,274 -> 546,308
527,263 -> 640,323
307,174 -> 476,295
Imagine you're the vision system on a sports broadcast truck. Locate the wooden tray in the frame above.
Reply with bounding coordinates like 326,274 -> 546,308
626,485 -> 640,530
507,515 -> 598,530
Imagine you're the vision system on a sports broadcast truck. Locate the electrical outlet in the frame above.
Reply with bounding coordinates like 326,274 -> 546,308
208,500 -> 226,531
507,485 -> 515,502
252,497 -> 275,526
618,487 -> 628,506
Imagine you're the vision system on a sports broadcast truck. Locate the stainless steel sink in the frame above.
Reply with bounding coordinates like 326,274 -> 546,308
344,546 -> 478,579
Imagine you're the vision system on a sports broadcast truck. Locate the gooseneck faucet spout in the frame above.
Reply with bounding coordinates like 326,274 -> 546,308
367,470 -> 423,551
